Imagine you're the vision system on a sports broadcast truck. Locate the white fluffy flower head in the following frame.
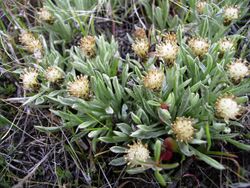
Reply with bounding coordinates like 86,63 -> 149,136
143,69 -> 164,91
21,68 -> 39,90
215,96 -> 241,121
227,59 -> 249,82
188,37 -> 210,57
223,6 -> 239,24
125,140 -> 150,167
156,41 -> 178,64
68,75 -> 90,99
45,67 -> 64,83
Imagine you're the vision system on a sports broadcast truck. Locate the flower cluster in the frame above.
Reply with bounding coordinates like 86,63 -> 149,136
227,59 -> 249,83
45,67 -> 64,83
21,68 -> 39,91
19,31 -> 43,59
143,69 -> 164,91
132,28 -> 149,59
37,7 -> 53,23
215,95 -> 242,122
67,75 -> 90,99
223,6 -> 239,25
171,117 -> 195,143
124,140 -> 150,167
188,37 -> 210,57
218,37 -> 235,54
80,36 -> 96,58
156,39 -> 179,65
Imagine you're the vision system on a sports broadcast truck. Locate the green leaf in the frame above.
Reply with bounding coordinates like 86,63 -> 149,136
126,167 -> 147,174
109,157 -> 126,166
110,146 -> 127,153
78,120 -> 97,129
191,147 -> 225,170
0,114 -> 11,127
158,108 -> 171,125
154,140 -> 162,163
34,125 -> 63,133
147,100 -> 161,107
226,138 -> 250,151
154,170 -> 166,187
205,123 -> 212,151
131,112 -> 142,124
158,163 -> 179,169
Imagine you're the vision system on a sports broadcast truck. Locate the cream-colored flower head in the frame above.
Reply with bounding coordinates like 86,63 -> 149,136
132,38 -> 149,58
215,95 -> 241,121
218,38 -> 235,54
37,7 -> 53,22
143,69 -> 164,91
196,1 -> 207,14
21,68 -> 39,90
172,117 -> 195,143
80,36 -> 96,58
188,37 -> 210,57
227,59 -> 249,83
68,75 -> 90,99
223,6 -> 239,25
19,31 -> 43,56
125,140 -> 150,167
156,41 -> 178,65
133,28 -> 147,39
45,67 -> 64,83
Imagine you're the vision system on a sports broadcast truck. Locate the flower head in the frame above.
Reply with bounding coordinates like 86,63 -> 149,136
80,36 -> 96,58
45,67 -> 64,83
196,1 -> 207,14
156,41 -> 179,65
215,95 -> 241,121
132,38 -> 149,58
218,38 -> 235,54
19,31 -> 43,57
163,32 -> 177,43
133,28 -> 147,39
125,140 -> 150,167
37,8 -> 53,22
188,37 -> 210,57
143,69 -> 164,91
227,59 -> 249,82
172,117 -> 195,142
21,68 -> 39,90
67,75 -> 90,99
223,6 -> 239,25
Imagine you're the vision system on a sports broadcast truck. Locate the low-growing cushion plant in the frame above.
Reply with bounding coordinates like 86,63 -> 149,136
0,0 -> 250,186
